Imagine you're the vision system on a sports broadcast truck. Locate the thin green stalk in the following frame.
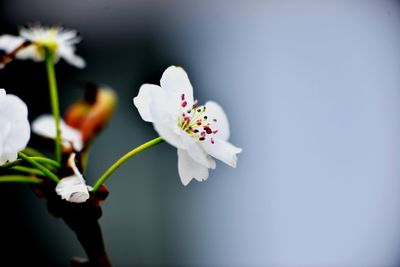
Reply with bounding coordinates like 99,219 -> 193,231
1,157 -> 60,170
0,159 -> 23,169
21,147 -> 45,157
45,49 -> 62,164
0,175 -> 41,184
92,137 -> 164,192
11,166 -> 46,176
31,157 -> 60,169
18,152 -> 60,183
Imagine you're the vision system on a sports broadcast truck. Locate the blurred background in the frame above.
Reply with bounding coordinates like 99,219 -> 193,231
1,0 -> 400,266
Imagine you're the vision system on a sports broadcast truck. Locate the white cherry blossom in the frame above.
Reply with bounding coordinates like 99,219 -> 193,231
0,25 -> 85,68
134,66 -> 242,185
0,89 -> 30,165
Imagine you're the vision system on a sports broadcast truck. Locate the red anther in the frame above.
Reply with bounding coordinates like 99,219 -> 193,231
204,126 -> 212,134
201,131 -> 206,137
213,130 -> 218,134
181,93 -> 185,100
182,101 -> 187,108
211,138 -> 215,144
196,121 -> 202,126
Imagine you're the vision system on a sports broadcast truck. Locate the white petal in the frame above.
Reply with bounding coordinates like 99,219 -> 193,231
181,131 -> 215,168
0,90 -> 30,165
204,101 -> 230,141
0,152 -> 18,165
15,45 -> 43,61
148,97 -> 186,149
55,153 -> 89,203
0,35 -> 25,53
58,45 -> 85,68
160,66 -> 194,112
153,124 -> 185,149
55,175 -> 89,203
177,149 -> 209,186
134,83 -> 186,149
58,30 -> 81,45
202,139 -> 242,168
0,94 -> 30,152
133,84 -> 172,122
0,34 -> 43,63
32,114 -> 83,151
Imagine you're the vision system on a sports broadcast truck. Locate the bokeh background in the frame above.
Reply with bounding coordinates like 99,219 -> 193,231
1,1 -> 400,266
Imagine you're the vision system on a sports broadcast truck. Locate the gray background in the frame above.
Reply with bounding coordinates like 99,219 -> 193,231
1,1 -> 400,266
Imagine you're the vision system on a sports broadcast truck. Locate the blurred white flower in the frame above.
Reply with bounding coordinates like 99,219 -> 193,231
0,25 -> 85,68
134,66 -> 242,186
32,114 -> 83,152
55,153 -> 89,203
0,89 -> 30,165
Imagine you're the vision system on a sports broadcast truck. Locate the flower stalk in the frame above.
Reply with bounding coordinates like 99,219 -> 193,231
45,48 -> 62,164
0,175 -> 41,184
11,166 -> 46,176
1,157 -> 60,170
92,137 -> 164,192
18,152 -> 60,183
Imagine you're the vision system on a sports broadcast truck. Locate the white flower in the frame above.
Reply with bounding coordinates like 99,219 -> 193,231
32,114 -> 83,152
133,66 -> 242,186
0,25 -> 85,68
0,89 -> 30,165
55,153 -> 89,203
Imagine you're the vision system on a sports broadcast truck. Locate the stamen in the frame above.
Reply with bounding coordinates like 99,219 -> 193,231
178,96 -> 219,143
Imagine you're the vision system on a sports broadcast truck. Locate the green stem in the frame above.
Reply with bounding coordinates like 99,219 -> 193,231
21,147 -> 45,157
31,157 -> 61,169
0,175 -> 41,184
18,152 -> 60,183
91,137 -> 164,192
11,166 -> 46,176
1,157 -> 60,170
0,160 -> 22,169
45,49 -> 62,164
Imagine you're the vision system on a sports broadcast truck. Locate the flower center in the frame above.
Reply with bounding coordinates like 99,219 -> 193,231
178,93 -> 217,144
34,29 -> 59,58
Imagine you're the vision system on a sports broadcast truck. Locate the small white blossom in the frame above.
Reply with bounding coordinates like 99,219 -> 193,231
134,66 -> 242,185
0,89 -> 30,165
32,114 -> 83,152
0,25 -> 85,68
55,153 -> 90,203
